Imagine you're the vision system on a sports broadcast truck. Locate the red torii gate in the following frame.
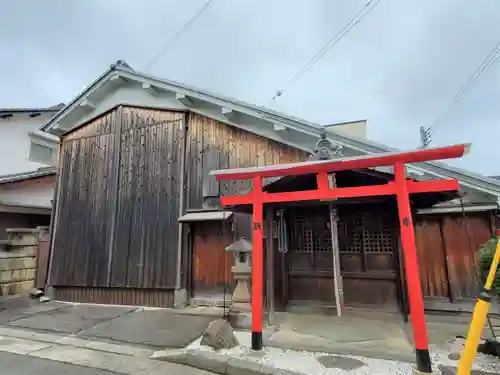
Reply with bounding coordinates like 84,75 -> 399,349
211,143 -> 470,374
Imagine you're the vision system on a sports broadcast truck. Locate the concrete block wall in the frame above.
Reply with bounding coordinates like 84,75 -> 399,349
0,229 -> 39,296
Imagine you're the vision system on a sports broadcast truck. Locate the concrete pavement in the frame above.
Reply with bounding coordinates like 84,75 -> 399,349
78,309 -> 214,347
0,327 -> 215,374
0,297 -> 218,374
0,352 -> 118,375
1,298 -> 214,348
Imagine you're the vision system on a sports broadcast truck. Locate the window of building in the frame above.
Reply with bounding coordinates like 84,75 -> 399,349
29,142 -> 54,165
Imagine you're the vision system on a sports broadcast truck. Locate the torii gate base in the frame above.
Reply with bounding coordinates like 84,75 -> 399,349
212,144 -> 470,374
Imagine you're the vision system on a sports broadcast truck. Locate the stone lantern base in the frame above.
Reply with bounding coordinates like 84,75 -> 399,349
230,264 -> 251,313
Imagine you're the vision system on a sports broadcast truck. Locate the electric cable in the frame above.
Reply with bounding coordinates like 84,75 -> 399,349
271,0 -> 382,100
428,41 -> 500,138
144,0 -> 215,72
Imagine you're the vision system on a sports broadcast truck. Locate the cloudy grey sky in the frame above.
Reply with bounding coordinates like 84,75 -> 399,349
1,0 -> 499,175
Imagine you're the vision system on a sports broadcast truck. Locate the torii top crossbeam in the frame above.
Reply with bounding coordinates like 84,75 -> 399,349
211,143 -> 469,180
210,143 -> 470,374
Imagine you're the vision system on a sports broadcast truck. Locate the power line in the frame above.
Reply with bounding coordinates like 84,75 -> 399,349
426,40 -> 500,139
144,0 -> 215,72
271,0 -> 382,100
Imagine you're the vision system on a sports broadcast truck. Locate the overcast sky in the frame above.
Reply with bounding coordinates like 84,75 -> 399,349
1,0 -> 499,175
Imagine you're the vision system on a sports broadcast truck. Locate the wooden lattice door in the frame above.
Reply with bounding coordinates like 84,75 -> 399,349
337,203 -> 401,310
286,206 -> 336,305
284,203 -> 402,311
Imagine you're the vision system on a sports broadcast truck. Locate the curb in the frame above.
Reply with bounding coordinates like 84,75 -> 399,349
152,349 -> 307,375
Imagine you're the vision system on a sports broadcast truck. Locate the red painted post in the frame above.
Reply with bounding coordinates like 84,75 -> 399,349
394,162 -> 432,373
251,176 -> 264,350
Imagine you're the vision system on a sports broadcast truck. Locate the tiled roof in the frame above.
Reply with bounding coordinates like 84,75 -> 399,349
0,103 -> 65,115
0,167 -> 56,184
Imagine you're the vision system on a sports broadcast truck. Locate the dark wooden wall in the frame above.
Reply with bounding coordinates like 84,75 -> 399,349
185,113 -> 308,209
415,212 -> 494,306
50,106 -> 185,291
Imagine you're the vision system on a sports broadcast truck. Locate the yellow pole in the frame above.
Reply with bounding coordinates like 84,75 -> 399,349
457,234 -> 500,375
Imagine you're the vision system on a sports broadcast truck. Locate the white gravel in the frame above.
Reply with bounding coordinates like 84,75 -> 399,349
183,331 -> 500,375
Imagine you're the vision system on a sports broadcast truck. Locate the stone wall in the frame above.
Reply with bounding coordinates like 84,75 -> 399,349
0,229 -> 39,296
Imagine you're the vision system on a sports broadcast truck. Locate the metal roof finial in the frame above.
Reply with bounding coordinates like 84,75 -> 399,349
309,130 -> 343,160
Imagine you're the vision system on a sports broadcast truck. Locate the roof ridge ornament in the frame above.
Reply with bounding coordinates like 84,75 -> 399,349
309,130 -> 343,160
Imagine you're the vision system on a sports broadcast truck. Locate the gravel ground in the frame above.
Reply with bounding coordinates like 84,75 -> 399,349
183,331 -> 500,375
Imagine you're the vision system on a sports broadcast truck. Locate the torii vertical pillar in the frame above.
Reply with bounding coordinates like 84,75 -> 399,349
395,162 -> 431,372
251,176 -> 264,350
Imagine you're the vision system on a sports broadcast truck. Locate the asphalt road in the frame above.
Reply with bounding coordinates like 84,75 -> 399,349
0,352 -> 122,375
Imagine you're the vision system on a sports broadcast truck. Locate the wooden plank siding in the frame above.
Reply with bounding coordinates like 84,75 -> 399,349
191,221 -> 234,298
415,216 -> 449,298
50,106 -> 186,290
415,212 -> 494,304
185,113 -> 308,209
441,213 -> 492,300
53,286 -> 174,307
110,108 -> 184,288
51,127 -> 116,286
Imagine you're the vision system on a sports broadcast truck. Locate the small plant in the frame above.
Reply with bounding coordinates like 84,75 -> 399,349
477,236 -> 500,295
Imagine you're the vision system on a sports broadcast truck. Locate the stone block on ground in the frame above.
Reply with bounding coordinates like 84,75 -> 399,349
200,319 -> 239,350
28,288 -> 44,298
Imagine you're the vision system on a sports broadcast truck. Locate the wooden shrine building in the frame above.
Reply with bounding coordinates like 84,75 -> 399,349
31,60 -> 500,314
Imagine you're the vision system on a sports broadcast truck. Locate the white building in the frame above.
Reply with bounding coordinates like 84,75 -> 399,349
0,104 -> 63,240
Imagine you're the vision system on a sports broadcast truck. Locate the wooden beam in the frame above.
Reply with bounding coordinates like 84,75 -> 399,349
142,83 -> 161,96
273,124 -> 287,132
108,74 -> 125,85
265,207 -> 275,326
222,107 -> 234,120
176,93 -> 193,106
329,178 -> 344,316
50,127 -> 67,137
79,99 -> 96,112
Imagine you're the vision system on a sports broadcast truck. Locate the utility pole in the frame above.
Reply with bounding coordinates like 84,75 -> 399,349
420,126 -> 431,148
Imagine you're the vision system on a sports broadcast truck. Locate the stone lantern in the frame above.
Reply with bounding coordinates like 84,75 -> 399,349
225,237 -> 252,313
